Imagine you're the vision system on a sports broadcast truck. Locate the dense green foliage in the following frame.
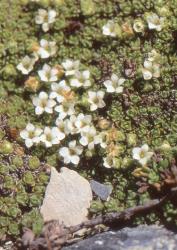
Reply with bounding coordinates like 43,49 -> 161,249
0,0 -> 177,242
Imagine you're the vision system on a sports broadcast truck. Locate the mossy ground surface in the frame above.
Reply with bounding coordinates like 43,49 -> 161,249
0,0 -> 177,243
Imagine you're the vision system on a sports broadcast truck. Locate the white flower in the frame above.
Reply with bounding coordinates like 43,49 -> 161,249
98,132 -> 107,149
20,123 -> 42,148
102,20 -> 117,37
38,39 -> 57,59
147,49 -> 161,63
35,9 -> 57,32
79,126 -> 101,150
70,70 -> 91,88
65,115 -> 79,135
103,74 -> 125,93
59,140 -> 83,165
75,113 -> 92,133
132,144 -> 153,166
133,19 -> 145,33
17,55 -> 36,75
146,13 -> 164,31
62,59 -> 80,76
103,156 -> 115,168
38,64 -> 58,82
50,80 -> 71,103
55,118 -> 69,138
32,91 -> 56,115
55,101 -> 75,119
142,60 -> 160,80
40,127 -> 61,148
88,90 -> 105,111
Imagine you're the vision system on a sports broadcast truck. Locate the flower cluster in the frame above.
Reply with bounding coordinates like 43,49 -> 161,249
132,144 -> 153,166
103,12 -> 164,37
19,7 -> 154,169
142,49 -> 161,80
35,9 -> 57,32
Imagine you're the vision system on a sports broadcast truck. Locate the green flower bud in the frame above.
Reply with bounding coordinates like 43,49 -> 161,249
23,171 -> 35,187
81,0 -> 95,16
116,131 -> 126,142
90,201 -> 104,213
12,156 -> 23,168
133,19 -> 145,33
32,216 -> 44,235
7,206 -> 21,218
3,176 -> 15,190
29,194 -> 42,207
8,223 -> 19,235
0,164 -> 9,175
0,217 -> 9,227
16,192 -> 28,206
127,133 -> 137,146
29,156 -> 40,170
104,198 -> 120,212
39,0 -> 50,7
122,157 -> 132,168
159,141 -> 171,151
113,158 -> 122,169
0,140 -> 13,155
3,64 -> 17,77
156,7 -> 170,17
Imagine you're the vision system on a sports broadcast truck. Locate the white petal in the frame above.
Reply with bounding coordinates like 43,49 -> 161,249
20,130 -> 28,139
141,144 -> 149,152
25,139 -> 33,148
79,136 -> 88,146
111,74 -> 118,82
106,85 -> 115,93
42,23 -> 49,32
70,79 -> 82,87
116,86 -> 123,93
132,147 -> 141,160
26,123 -> 35,131
118,78 -> 125,85
32,97 -> 39,106
142,68 -> 152,80
90,104 -> 97,111
59,147 -> 69,157
71,155 -> 80,165
144,60 -> 152,69
82,70 -> 90,79
97,90 -> 105,99
38,48 -> 50,59
39,91 -> 48,99
35,106 -> 44,115
45,107 -> 53,113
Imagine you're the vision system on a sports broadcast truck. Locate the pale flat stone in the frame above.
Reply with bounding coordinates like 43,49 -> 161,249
40,167 -> 92,226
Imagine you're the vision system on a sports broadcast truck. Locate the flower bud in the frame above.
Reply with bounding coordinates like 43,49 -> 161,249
133,19 -> 145,33
97,118 -> 111,130
160,141 -> 171,151
0,140 -> 13,155
25,76 -> 40,92
127,133 -> 137,146
122,22 -> 134,37
54,65 -> 65,78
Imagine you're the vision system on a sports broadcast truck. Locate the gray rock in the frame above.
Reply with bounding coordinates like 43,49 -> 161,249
63,225 -> 177,250
90,180 -> 112,201
40,167 -> 92,226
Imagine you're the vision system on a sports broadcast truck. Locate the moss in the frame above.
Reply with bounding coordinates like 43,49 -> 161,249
0,120 -> 49,240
